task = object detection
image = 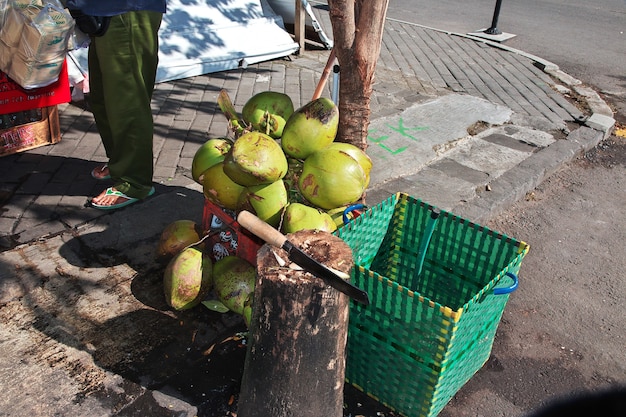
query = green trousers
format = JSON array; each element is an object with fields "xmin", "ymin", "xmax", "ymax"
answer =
[{"xmin": 88, "ymin": 11, "xmax": 162, "ymax": 199}]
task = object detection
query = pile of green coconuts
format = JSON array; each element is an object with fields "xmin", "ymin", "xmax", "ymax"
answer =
[{"xmin": 157, "ymin": 91, "xmax": 372, "ymax": 327}]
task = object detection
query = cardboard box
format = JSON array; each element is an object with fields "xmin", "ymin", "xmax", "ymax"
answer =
[
  {"xmin": 10, "ymin": 50, "xmax": 66, "ymax": 88},
  {"xmin": 0, "ymin": 40, "xmax": 11, "ymax": 72},
  {"xmin": 0, "ymin": 5, "xmax": 26, "ymax": 47},
  {"xmin": 0, "ymin": 105, "xmax": 61, "ymax": 156},
  {"xmin": 22, "ymin": 18, "xmax": 72, "ymax": 58},
  {"xmin": 1, "ymin": 3, "xmax": 42, "ymax": 46}
]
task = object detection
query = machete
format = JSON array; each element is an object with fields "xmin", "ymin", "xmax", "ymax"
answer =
[{"xmin": 237, "ymin": 210, "xmax": 370, "ymax": 305}]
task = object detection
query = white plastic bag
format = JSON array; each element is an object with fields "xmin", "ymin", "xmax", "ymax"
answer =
[{"xmin": 0, "ymin": 0, "xmax": 74, "ymax": 89}]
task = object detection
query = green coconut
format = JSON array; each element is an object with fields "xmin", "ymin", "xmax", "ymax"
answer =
[
  {"xmin": 203, "ymin": 161, "xmax": 246, "ymax": 210},
  {"xmin": 298, "ymin": 147, "xmax": 367, "ymax": 210},
  {"xmin": 281, "ymin": 202, "xmax": 337, "ymax": 234},
  {"xmin": 242, "ymin": 293, "xmax": 254, "ymax": 328},
  {"xmin": 242, "ymin": 91, "xmax": 294, "ymax": 138},
  {"xmin": 236, "ymin": 180, "xmax": 289, "ymax": 228},
  {"xmin": 213, "ymin": 256, "xmax": 256, "ymax": 316},
  {"xmin": 281, "ymin": 97, "xmax": 339, "ymax": 159},
  {"xmin": 223, "ymin": 131, "xmax": 288, "ymax": 187},
  {"xmin": 325, "ymin": 142, "xmax": 373, "ymax": 188},
  {"xmin": 156, "ymin": 219, "xmax": 204, "ymax": 261},
  {"xmin": 191, "ymin": 138, "xmax": 232, "ymax": 184},
  {"xmin": 163, "ymin": 247, "xmax": 213, "ymax": 310},
  {"xmin": 327, "ymin": 206, "xmax": 349, "ymax": 228}
]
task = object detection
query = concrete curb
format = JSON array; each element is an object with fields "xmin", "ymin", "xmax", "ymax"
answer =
[{"xmin": 453, "ymin": 126, "xmax": 606, "ymax": 222}]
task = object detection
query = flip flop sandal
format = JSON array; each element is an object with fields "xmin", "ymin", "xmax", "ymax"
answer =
[
  {"xmin": 91, "ymin": 164, "xmax": 111, "ymax": 180},
  {"xmin": 90, "ymin": 186, "xmax": 155, "ymax": 210}
]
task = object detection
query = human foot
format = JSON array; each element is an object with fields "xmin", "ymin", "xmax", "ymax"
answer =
[
  {"xmin": 90, "ymin": 187, "xmax": 155, "ymax": 210},
  {"xmin": 91, "ymin": 164, "xmax": 111, "ymax": 180}
]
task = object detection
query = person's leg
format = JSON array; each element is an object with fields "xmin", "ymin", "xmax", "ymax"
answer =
[
  {"xmin": 90, "ymin": 11, "xmax": 161, "ymax": 206},
  {"xmin": 87, "ymin": 29, "xmax": 112, "ymax": 180}
]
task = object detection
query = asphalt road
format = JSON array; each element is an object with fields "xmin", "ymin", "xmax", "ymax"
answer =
[
  {"xmin": 437, "ymin": 133, "xmax": 626, "ymax": 417},
  {"xmin": 386, "ymin": 0, "xmax": 626, "ymax": 122}
]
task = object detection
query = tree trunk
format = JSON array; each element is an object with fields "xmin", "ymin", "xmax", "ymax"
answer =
[
  {"xmin": 327, "ymin": 0, "xmax": 390, "ymax": 150},
  {"xmin": 237, "ymin": 230, "xmax": 353, "ymax": 417}
]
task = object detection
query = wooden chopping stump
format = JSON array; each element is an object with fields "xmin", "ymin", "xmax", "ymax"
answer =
[{"xmin": 237, "ymin": 229, "xmax": 353, "ymax": 417}]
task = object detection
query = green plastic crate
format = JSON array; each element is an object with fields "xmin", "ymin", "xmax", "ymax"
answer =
[{"xmin": 336, "ymin": 193, "xmax": 529, "ymax": 417}]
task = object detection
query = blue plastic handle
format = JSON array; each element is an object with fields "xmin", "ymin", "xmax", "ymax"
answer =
[
  {"xmin": 343, "ymin": 204, "xmax": 366, "ymax": 224},
  {"xmin": 493, "ymin": 272, "xmax": 518, "ymax": 295}
]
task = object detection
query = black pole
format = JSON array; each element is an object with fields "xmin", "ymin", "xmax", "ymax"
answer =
[{"xmin": 484, "ymin": 0, "xmax": 503, "ymax": 35}]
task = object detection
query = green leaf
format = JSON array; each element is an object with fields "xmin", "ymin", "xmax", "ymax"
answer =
[{"xmin": 202, "ymin": 300, "xmax": 230, "ymax": 313}]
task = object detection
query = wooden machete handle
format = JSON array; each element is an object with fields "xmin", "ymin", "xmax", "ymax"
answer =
[
  {"xmin": 237, "ymin": 210, "xmax": 287, "ymax": 249},
  {"xmin": 237, "ymin": 210, "xmax": 351, "ymax": 280}
]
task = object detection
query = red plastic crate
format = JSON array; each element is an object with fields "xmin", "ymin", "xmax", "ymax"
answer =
[{"xmin": 201, "ymin": 198, "xmax": 263, "ymax": 266}]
